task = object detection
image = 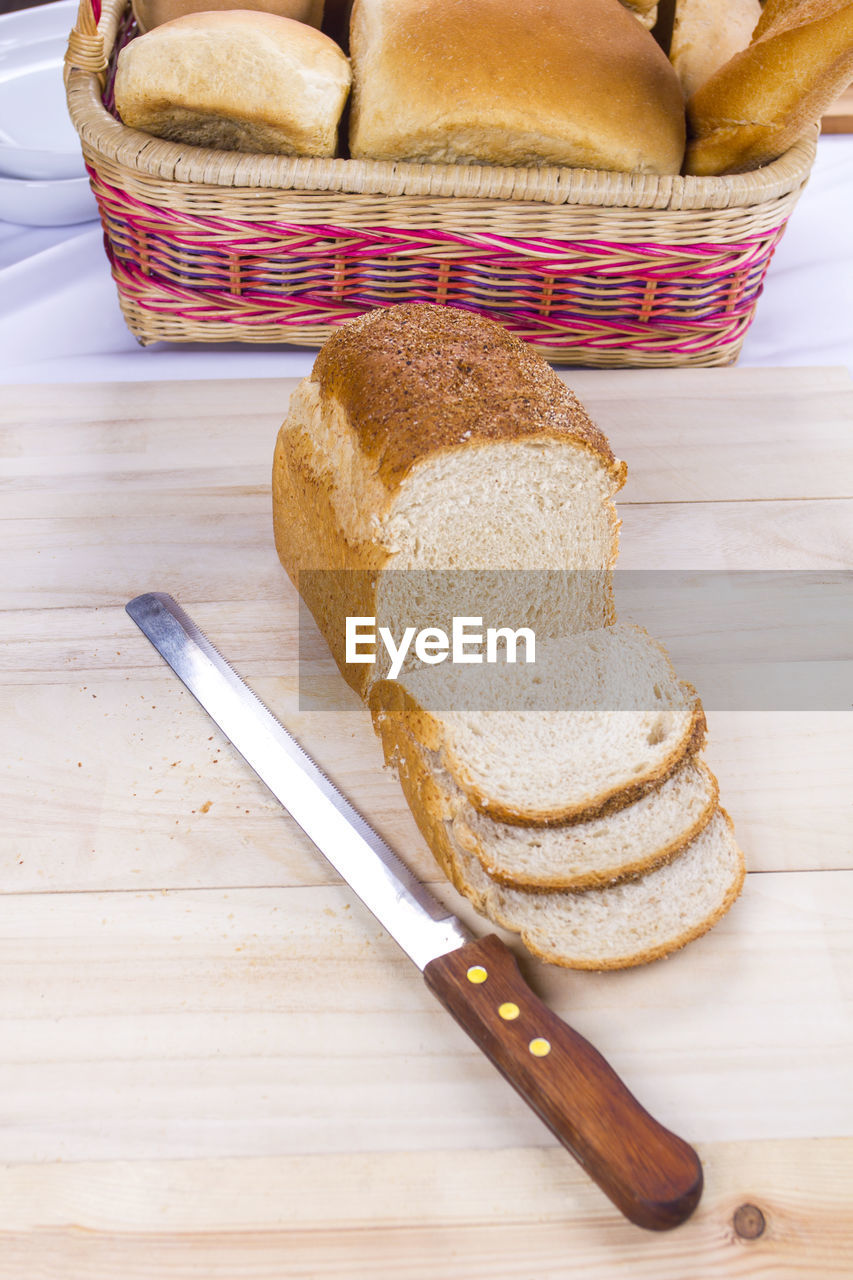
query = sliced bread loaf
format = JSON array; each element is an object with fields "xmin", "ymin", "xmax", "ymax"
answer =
[
  {"xmin": 386, "ymin": 723, "xmax": 718, "ymax": 889},
  {"xmin": 272, "ymin": 304, "xmax": 626, "ymax": 699},
  {"xmin": 386, "ymin": 719, "xmax": 743, "ymax": 967},
  {"xmin": 369, "ymin": 623, "xmax": 707, "ymax": 826},
  {"xmin": 458, "ymin": 810, "xmax": 745, "ymax": 969}
]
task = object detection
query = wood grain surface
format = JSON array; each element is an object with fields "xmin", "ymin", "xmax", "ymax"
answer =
[
  {"xmin": 1, "ymin": 367, "xmax": 852, "ymax": 1277},
  {"xmin": 822, "ymin": 84, "xmax": 853, "ymax": 135}
]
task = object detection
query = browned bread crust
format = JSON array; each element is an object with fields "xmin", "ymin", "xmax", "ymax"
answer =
[
  {"xmin": 309, "ymin": 305, "xmax": 626, "ymax": 491},
  {"xmin": 272, "ymin": 306, "xmax": 626, "ymax": 700},
  {"xmin": 131, "ymin": 0, "xmax": 324, "ymax": 35}
]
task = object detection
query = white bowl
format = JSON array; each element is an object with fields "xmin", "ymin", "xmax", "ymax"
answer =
[
  {"xmin": 0, "ymin": 1, "xmax": 87, "ymax": 181},
  {"xmin": 0, "ymin": 171, "xmax": 97, "ymax": 225}
]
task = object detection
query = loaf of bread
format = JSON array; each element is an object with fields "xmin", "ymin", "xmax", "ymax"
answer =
[
  {"xmin": 368, "ymin": 624, "xmax": 707, "ymax": 826},
  {"xmin": 685, "ymin": 0, "xmax": 853, "ymax": 174},
  {"xmin": 131, "ymin": 0, "xmax": 324, "ymax": 35},
  {"xmin": 387, "ymin": 717, "xmax": 744, "ymax": 969},
  {"xmin": 347, "ymin": 0, "xmax": 686, "ymax": 172},
  {"xmin": 669, "ymin": 0, "xmax": 762, "ymax": 98},
  {"xmin": 272, "ymin": 304, "xmax": 746, "ymax": 969},
  {"xmin": 272, "ymin": 305, "xmax": 626, "ymax": 700},
  {"xmin": 114, "ymin": 11, "xmax": 351, "ymax": 156}
]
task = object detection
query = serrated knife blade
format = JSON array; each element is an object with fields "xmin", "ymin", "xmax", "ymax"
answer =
[
  {"xmin": 126, "ymin": 590, "xmax": 704, "ymax": 1231},
  {"xmin": 126, "ymin": 591, "xmax": 472, "ymax": 969}
]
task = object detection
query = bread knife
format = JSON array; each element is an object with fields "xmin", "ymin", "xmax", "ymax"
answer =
[{"xmin": 126, "ymin": 591, "xmax": 703, "ymax": 1231}]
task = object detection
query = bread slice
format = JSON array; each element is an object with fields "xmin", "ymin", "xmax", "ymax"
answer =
[
  {"xmin": 453, "ymin": 756, "xmax": 718, "ymax": 890},
  {"xmin": 114, "ymin": 11, "xmax": 351, "ymax": 156},
  {"xmin": 369, "ymin": 623, "xmax": 707, "ymax": 826},
  {"xmin": 387, "ymin": 722, "xmax": 743, "ymax": 968},
  {"xmin": 458, "ymin": 810, "xmax": 745, "ymax": 969},
  {"xmin": 273, "ymin": 305, "xmax": 626, "ymax": 699},
  {"xmin": 390, "ymin": 725, "xmax": 718, "ymax": 890}
]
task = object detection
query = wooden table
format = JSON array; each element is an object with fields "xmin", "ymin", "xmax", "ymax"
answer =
[{"xmin": 1, "ymin": 368, "xmax": 852, "ymax": 1278}]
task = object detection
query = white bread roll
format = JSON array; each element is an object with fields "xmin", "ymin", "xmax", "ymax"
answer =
[
  {"xmin": 348, "ymin": 0, "xmax": 686, "ymax": 173},
  {"xmin": 131, "ymin": 0, "xmax": 324, "ymax": 35},
  {"xmin": 669, "ymin": 0, "xmax": 762, "ymax": 98},
  {"xmin": 114, "ymin": 11, "xmax": 351, "ymax": 156}
]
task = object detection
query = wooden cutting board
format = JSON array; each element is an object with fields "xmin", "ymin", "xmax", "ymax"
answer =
[{"xmin": 1, "ymin": 367, "xmax": 852, "ymax": 1279}]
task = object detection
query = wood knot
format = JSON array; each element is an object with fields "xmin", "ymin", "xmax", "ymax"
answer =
[{"xmin": 733, "ymin": 1203, "xmax": 766, "ymax": 1240}]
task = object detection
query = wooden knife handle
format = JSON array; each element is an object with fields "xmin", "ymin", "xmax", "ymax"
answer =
[{"xmin": 423, "ymin": 934, "xmax": 702, "ymax": 1231}]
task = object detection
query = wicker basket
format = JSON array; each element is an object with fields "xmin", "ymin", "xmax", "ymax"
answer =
[{"xmin": 65, "ymin": 0, "xmax": 817, "ymax": 367}]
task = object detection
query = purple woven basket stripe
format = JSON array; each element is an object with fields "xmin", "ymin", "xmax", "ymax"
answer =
[
  {"xmin": 90, "ymin": 170, "xmax": 782, "ymax": 281},
  {"xmin": 107, "ymin": 255, "xmax": 759, "ymax": 355},
  {"xmin": 87, "ymin": 165, "xmax": 788, "ymax": 359}
]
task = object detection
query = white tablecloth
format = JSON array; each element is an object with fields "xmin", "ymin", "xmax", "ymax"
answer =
[{"xmin": 2, "ymin": 135, "xmax": 852, "ymax": 384}]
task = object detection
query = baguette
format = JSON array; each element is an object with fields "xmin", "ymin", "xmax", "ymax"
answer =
[
  {"xmin": 669, "ymin": 0, "xmax": 762, "ymax": 98},
  {"xmin": 685, "ymin": 0, "xmax": 853, "ymax": 174}
]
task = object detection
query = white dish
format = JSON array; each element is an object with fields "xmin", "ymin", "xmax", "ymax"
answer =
[
  {"xmin": 0, "ymin": 1, "xmax": 87, "ymax": 181},
  {"xmin": 0, "ymin": 171, "xmax": 98, "ymax": 225},
  {"xmin": 0, "ymin": 0, "xmax": 79, "ymax": 48}
]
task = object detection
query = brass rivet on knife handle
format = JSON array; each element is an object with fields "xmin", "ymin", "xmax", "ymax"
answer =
[{"xmin": 423, "ymin": 934, "xmax": 703, "ymax": 1231}]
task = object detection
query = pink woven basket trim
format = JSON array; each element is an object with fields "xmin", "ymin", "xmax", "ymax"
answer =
[
  {"xmin": 85, "ymin": 166, "xmax": 790, "ymax": 358},
  {"xmin": 89, "ymin": 169, "xmax": 786, "ymax": 284}
]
